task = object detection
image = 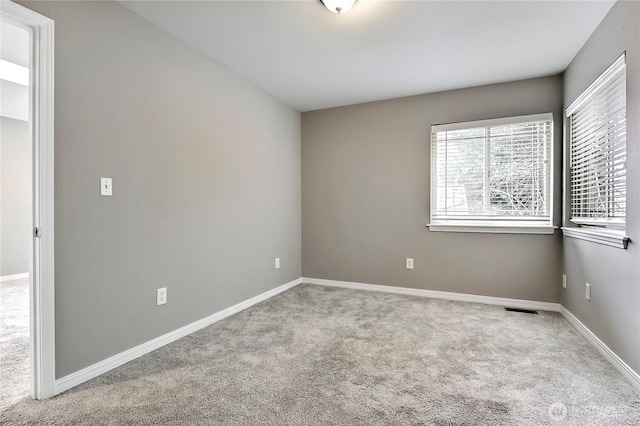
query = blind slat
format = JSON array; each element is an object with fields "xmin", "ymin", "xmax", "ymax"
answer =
[
  {"xmin": 431, "ymin": 114, "xmax": 552, "ymax": 221},
  {"xmin": 568, "ymin": 53, "xmax": 626, "ymax": 225}
]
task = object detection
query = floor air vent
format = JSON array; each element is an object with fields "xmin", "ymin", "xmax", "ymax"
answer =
[{"xmin": 504, "ymin": 307, "xmax": 538, "ymax": 315}]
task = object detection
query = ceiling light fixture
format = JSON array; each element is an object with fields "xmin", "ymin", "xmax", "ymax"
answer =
[{"xmin": 321, "ymin": 0, "xmax": 356, "ymax": 14}]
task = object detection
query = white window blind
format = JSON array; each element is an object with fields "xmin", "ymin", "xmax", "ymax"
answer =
[
  {"xmin": 430, "ymin": 113, "xmax": 553, "ymax": 227},
  {"xmin": 566, "ymin": 53, "xmax": 626, "ymax": 228}
]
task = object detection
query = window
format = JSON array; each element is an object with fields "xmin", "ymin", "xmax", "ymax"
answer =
[
  {"xmin": 563, "ymin": 53, "xmax": 628, "ymax": 248},
  {"xmin": 429, "ymin": 113, "xmax": 554, "ymax": 234}
]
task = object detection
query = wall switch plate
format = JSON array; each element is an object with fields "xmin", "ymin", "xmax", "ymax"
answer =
[
  {"xmin": 157, "ymin": 287, "xmax": 167, "ymax": 306},
  {"xmin": 562, "ymin": 274, "xmax": 567, "ymax": 289},
  {"xmin": 406, "ymin": 258, "xmax": 414, "ymax": 270},
  {"xmin": 100, "ymin": 177, "xmax": 112, "ymax": 196},
  {"xmin": 585, "ymin": 283, "xmax": 591, "ymax": 301},
  {"xmin": 275, "ymin": 258, "xmax": 280, "ymax": 269}
]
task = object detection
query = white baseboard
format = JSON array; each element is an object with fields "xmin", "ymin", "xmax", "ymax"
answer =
[
  {"xmin": 52, "ymin": 276, "xmax": 640, "ymax": 397},
  {"xmin": 560, "ymin": 307, "xmax": 640, "ymax": 391},
  {"xmin": 302, "ymin": 277, "xmax": 561, "ymax": 312},
  {"xmin": 54, "ymin": 277, "xmax": 302, "ymax": 395},
  {"xmin": 0, "ymin": 272, "xmax": 29, "ymax": 283}
]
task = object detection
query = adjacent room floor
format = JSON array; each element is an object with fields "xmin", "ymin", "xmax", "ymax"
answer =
[
  {"xmin": 1, "ymin": 284, "xmax": 639, "ymax": 425},
  {"xmin": 0, "ymin": 277, "xmax": 30, "ymax": 411}
]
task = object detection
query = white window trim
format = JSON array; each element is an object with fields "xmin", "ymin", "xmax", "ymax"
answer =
[
  {"xmin": 562, "ymin": 53, "xmax": 628, "ymax": 249},
  {"xmin": 428, "ymin": 222, "xmax": 556, "ymax": 235},
  {"xmin": 561, "ymin": 227, "xmax": 629, "ymax": 249},
  {"xmin": 431, "ymin": 113, "xmax": 553, "ymax": 133},
  {"xmin": 565, "ymin": 54, "xmax": 625, "ymax": 116},
  {"xmin": 428, "ymin": 113, "xmax": 555, "ymax": 234}
]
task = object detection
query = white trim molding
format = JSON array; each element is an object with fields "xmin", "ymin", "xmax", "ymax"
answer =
[
  {"xmin": 427, "ymin": 223, "xmax": 557, "ymax": 235},
  {"xmin": 565, "ymin": 53, "xmax": 626, "ymax": 116},
  {"xmin": 1, "ymin": 0, "xmax": 56, "ymax": 400},
  {"xmin": 55, "ymin": 278, "xmax": 302, "ymax": 395},
  {"xmin": 431, "ymin": 112, "xmax": 554, "ymax": 133},
  {"xmin": 562, "ymin": 227, "xmax": 630, "ymax": 249},
  {"xmin": 560, "ymin": 307, "xmax": 640, "ymax": 391},
  {"xmin": 0, "ymin": 272, "xmax": 29, "ymax": 283},
  {"xmin": 302, "ymin": 277, "xmax": 561, "ymax": 312},
  {"xmin": 52, "ymin": 276, "xmax": 640, "ymax": 397}
]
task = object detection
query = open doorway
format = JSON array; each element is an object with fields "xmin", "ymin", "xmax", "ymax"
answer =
[
  {"xmin": 0, "ymin": 1, "xmax": 55, "ymax": 404},
  {"xmin": 0, "ymin": 18, "xmax": 32, "ymax": 410}
]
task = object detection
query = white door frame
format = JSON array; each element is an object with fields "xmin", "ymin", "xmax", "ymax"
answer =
[{"xmin": 1, "ymin": 1, "xmax": 55, "ymax": 399}]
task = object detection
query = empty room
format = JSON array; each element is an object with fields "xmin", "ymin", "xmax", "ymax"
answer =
[{"xmin": 0, "ymin": 0, "xmax": 638, "ymax": 424}]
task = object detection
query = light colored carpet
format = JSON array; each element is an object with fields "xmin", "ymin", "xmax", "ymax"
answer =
[
  {"xmin": 1, "ymin": 284, "xmax": 639, "ymax": 425},
  {"xmin": 0, "ymin": 278, "xmax": 30, "ymax": 412}
]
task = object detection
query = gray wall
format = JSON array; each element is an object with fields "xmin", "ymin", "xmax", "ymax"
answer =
[
  {"xmin": 302, "ymin": 76, "xmax": 563, "ymax": 302},
  {"xmin": 0, "ymin": 117, "xmax": 31, "ymax": 276},
  {"xmin": 20, "ymin": 1, "xmax": 301, "ymax": 378},
  {"xmin": 562, "ymin": 1, "xmax": 640, "ymax": 374},
  {"xmin": 18, "ymin": 0, "xmax": 636, "ymax": 383}
]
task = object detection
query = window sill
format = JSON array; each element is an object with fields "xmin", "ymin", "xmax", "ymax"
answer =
[
  {"xmin": 561, "ymin": 227, "xmax": 630, "ymax": 249},
  {"xmin": 427, "ymin": 222, "xmax": 556, "ymax": 235}
]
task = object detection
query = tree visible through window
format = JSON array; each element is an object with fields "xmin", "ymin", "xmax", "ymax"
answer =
[{"xmin": 430, "ymin": 113, "xmax": 553, "ymax": 229}]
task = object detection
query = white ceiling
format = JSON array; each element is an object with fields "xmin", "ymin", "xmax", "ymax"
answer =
[{"xmin": 120, "ymin": 0, "xmax": 615, "ymax": 112}]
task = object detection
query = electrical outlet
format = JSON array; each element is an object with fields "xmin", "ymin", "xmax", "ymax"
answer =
[
  {"xmin": 275, "ymin": 258, "xmax": 280, "ymax": 269},
  {"xmin": 585, "ymin": 283, "xmax": 591, "ymax": 301},
  {"xmin": 562, "ymin": 274, "xmax": 567, "ymax": 289},
  {"xmin": 157, "ymin": 287, "xmax": 167, "ymax": 306},
  {"xmin": 406, "ymin": 258, "xmax": 414, "ymax": 270}
]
